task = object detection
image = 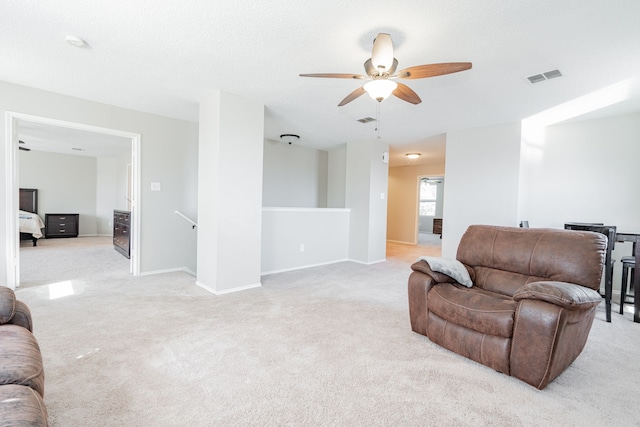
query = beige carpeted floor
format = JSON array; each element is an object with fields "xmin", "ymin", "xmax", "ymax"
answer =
[{"xmin": 15, "ymin": 235, "xmax": 640, "ymax": 426}]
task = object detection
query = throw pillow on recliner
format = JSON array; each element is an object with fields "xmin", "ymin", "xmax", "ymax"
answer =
[{"xmin": 416, "ymin": 256, "xmax": 473, "ymax": 287}]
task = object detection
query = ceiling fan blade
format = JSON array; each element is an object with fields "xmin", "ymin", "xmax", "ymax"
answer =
[
  {"xmin": 19, "ymin": 147, "xmax": 31, "ymax": 151},
  {"xmin": 338, "ymin": 87, "xmax": 366, "ymax": 107},
  {"xmin": 299, "ymin": 73, "xmax": 365, "ymax": 80},
  {"xmin": 392, "ymin": 83, "xmax": 422, "ymax": 105},
  {"xmin": 371, "ymin": 33, "xmax": 394, "ymax": 72},
  {"xmin": 396, "ymin": 62, "xmax": 472, "ymax": 79}
]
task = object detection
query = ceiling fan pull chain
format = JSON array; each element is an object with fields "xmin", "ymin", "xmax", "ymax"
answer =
[{"xmin": 376, "ymin": 102, "xmax": 381, "ymax": 139}]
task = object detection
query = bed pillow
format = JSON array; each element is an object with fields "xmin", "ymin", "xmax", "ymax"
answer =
[{"xmin": 416, "ymin": 256, "xmax": 473, "ymax": 287}]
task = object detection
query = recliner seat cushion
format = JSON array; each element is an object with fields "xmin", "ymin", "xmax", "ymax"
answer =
[{"xmin": 428, "ymin": 283, "xmax": 517, "ymax": 338}]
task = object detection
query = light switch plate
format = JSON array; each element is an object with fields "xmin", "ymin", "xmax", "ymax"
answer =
[{"xmin": 151, "ymin": 182, "xmax": 161, "ymax": 191}]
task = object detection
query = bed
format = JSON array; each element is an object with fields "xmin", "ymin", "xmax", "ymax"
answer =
[{"xmin": 19, "ymin": 188, "xmax": 44, "ymax": 246}]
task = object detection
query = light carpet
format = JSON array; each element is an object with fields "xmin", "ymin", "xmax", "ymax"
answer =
[{"xmin": 15, "ymin": 237, "xmax": 640, "ymax": 426}]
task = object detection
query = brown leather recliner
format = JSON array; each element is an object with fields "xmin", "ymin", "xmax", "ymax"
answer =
[{"xmin": 408, "ymin": 225, "xmax": 607, "ymax": 389}]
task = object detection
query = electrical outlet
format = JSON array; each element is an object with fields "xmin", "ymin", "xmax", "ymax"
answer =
[{"xmin": 300, "ymin": 244, "xmax": 305, "ymax": 252}]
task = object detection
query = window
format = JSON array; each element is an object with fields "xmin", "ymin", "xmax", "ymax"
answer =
[{"xmin": 419, "ymin": 179, "xmax": 438, "ymax": 216}]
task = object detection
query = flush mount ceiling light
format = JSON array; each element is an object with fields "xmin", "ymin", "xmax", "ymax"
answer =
[
  {"xmin": 280, "ymin": 134, "xmax": 300, "ymax": 145},
  {"xmin": 65, "ymin": 35, "xmax": 90, "ymax": 48},
  {"xmin": 406, "ymin": 153, "xmax": 421, "ymax": 159}
]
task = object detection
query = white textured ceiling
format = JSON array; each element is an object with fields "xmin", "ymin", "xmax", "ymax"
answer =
[{"xmin": 3, "ymin": 1, "xmax": 640, "ymax": 166}]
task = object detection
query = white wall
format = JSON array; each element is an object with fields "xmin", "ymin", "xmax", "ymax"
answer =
[
  {"xmin": 261, "ymin": 208, "xmax": 350, "ymax": 274},
  {"xmin": 197, "ymin": 91, "xmax": 263, "ymax": 294},
  {"xmin": 96, "ymin": 157, "xmax": 117, "ymax": 235},
  {"xmin": 96, "ymin": 151, "xmax": 131, "ymax": 236},
  {"xmin": 519, "ymin": 111, "xmax": 640, "ymax": 292},
  {"xmin": 327, "ymin": 146, "xmax": 347, "ymax": 208},
  {"xmin": 1, "ymin": 80, "xmax": 199, "ymax": 280},
  {"xmin": 519, "ymin": 112, "xmax": 640, "ymax": 230},
  {"xmin": 262, "ymin": 138, "xmax": 328, "ymax": 207},
  {"xmin": 387, "ymin": 163, "xmax": 445, "ymax": 244},
  {"xmin": 345, "ymin": 139, "xmax": 389, "ymax": 264},
  {"xmin": 19, "ymin": 150, "xmax": 98, "ymax": 236},
  {"xmin": 442, "ymin": 122, "xmax": 522, "ymax": 258}
]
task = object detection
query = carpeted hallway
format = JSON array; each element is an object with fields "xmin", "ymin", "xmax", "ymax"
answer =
[{"xmin": 15, "ymin": 236, "xmax": 640, "ymax": 426}]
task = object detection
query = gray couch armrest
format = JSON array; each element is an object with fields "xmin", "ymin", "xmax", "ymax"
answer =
[{"xmin": 513, "ymin": 281, "xmax": 601, "ymax": 311}]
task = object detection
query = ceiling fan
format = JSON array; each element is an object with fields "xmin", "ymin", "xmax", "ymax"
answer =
[
  {"xmin": 300, "ymin": 33, "xmax": 472, "ymax": 106},
  {"xmin": 18, "ymin": 140, "xmax": 31, "ymax": 151}
]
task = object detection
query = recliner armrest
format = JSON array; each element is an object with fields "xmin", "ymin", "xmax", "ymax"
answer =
[
  {"xmin": 513, "ymin": 281, "xmax": 601, "ymax": 311},
  {"xmin": 8, "ymin": 300, "xmax": 33, "ymax": 332}
]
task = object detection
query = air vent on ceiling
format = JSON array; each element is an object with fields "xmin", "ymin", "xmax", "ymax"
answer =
[
  {"xmin": 527, "ymin": 69, "xmax": 563, "ymax": 84},
  {"xmin": 357, "ymin": 117, "xmax": 376, "ymax": 124},
  {"xmin": 543, "ymin": 69, "xmax": 563, "ymax": 80}
]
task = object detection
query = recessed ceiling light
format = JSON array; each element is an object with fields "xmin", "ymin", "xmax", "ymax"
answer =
[
  {"xmin": 65, "ymin": 35, "xmax": 90, "ymax": 48},
  {"xmin": 406, "ymin": 153, "xmax": 421, "ymax": 159}
]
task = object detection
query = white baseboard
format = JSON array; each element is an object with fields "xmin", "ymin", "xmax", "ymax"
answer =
[
  {"xmin": 261, "ymin": 258, "xmax": 350, "ymax": 276},
  {"xmin": 386, "ymin": 239, "xmax": 417, "ymax": 245},
  {"xmin": 348, "ymin": 258, "xmax": 386, "ymax": 266},
  {"xmin": 140, "ymin": 267, "xmax": 193, "ymax": 276},
  {"xmin": 195, "ymin": 281, "xmax": 262, "ymax": 295},
  {"xmin": 181, "ymin": 267, "xmax": 196, "ymax": 277}
]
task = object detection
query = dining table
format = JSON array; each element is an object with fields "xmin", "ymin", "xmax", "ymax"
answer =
[{"xmin": 616, "ymin": 232, "xmax": 640, "ymax": 323}]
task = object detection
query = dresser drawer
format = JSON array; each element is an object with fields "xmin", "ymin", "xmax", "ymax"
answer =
[{"xmin": 45, "ymin": 214, "xmax": 79, "ymax": 238}]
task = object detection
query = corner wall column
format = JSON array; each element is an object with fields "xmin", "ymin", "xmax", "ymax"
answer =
[
  {"xmin": 345, "ymin": 139, "xmax": 389, "ymax": 264},
  {"xmin": 197, "ymin": 91, "xmax": 264, "ymax": 294}
]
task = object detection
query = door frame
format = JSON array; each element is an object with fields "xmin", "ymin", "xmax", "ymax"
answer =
[{"xmin": 4, "ymin": 111, "xmax": 141, "ymax": 289}]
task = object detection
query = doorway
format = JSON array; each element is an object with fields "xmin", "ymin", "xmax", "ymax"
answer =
[
  {"xmin": 417, "ymin": 176, "xmax": 444, "ymax": 244},
  {"xmin": 4, "ymin": 112, "xmax": 141, "ymax": 289}
]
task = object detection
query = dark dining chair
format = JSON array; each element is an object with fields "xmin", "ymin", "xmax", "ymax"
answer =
[
  {"xmin": 564, "ymin": 223, "xmax": 616, "ymax": 322},
  {"xmin": 619, "ymin": 240, "xmax": 636, "ymax": 314}
]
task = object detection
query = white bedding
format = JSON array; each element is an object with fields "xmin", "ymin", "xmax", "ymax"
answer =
[{"xmin": 19, "ymin": 210, "xmax": 45, "ymax": 239}]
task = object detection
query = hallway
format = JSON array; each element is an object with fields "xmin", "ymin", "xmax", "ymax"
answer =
[{"xmin": 386, "ymin": 232, "xmax": 441, "ymax": 264}]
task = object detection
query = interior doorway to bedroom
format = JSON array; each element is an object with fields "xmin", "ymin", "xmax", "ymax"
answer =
[
  {"xmin": 5, "ymin": 112, "xmax": 141, "ymax": 289},
  {"xmin": 417, "ymin": 175, "xmax": 444, "ymax": 243}
]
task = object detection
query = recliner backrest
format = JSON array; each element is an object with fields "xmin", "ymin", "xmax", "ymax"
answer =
[{"xmin": 457, "ymin": 225, "xmax": 606, "ymax": 296}]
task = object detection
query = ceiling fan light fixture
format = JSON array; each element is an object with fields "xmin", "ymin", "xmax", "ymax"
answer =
[
  {"xmin": 371, "ymin": 33, "xmax": 394, "ymax": 71},
  {"xmin": 406, "ymin": 153, "xmax": 421, "ymax": 159},
  {"xmin": 364, "ymin": 79, "xmax": 398, "ymax": 102}
]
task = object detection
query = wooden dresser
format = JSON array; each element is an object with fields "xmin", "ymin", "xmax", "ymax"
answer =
[
  {"xmin": 45, "ymin": 214, "xmax": 79, "ymax": 238},
  {"xmin": 433, "ymin": 218, "xmax": 443, "ymax": 235},
  {"xmin": 113, "ymin": 210, "xmax": 131, "ymax": 259}
]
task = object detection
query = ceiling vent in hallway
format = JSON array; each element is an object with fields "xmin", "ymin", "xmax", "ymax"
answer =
[
  {"xmin": 527, "ymin": 69, "xmax": 563, "ymax": 84},
  {"xmin": 357, "ymin": 117, "xmax": 376, "ymax": 124}
]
